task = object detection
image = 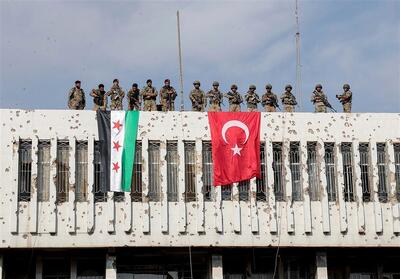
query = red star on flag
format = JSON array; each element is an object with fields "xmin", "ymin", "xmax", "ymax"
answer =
[
  {"xmin": 112, "ymin": 162, "xmax": 120, "ymax": 172},
  {"xmin": 113, "ymin": 141, "xmax": 122, "ymax": 152},
  {"xmin": 112, "ymin": 120, "xmax": 123, "ymax": 131}
]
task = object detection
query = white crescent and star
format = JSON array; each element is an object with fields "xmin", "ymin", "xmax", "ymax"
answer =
[{"xmin": 221, "ymin": 120, "xmax": 250, "ymax": 156}]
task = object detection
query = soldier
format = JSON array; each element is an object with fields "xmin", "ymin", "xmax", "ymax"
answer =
[
  {"xmin": 189, "ymin": 80, "xmax": 206, "ymax": 112},
  {"xmin": 224, "ymin": 84, "xmax": 243, "ymax": 112},
  {"xmin": 261, "ymin": 84, "xmax": 279, "ymax": 112},
  {"xmin": 127, "ymin": 83, "xmax": 141, "ymax": 111},
  {"xmin": 141, "ymin": 79, "xmax": 158, "ymax": 111},
  {"xmin": 159, "ymin": 79, "xmax": 177, "ymax": 111},
  {"xmin": 311, "ymin": 84, "xmax": 327, "ymax": 113},
  {"xmin": 68, "ymin": 80, "xmax": 86, "ymax": 110},
  {"xmin": 206, "ymin": 81, "xmax": 223, "ymax": 112},
  {"xmin": 107, "ymin": 79, "xmax": 125, "ymax": 110},
  {"xmin": 90, "ymin": 83, "xmax": 107, "ymax": 111},
  {"xmin": 244, "ymin": 85, "xmax": 261, "ymax": 112},
  {"xmin": 336, "ymin": 83, "xmax": 352, "ymax": 113},
  {"xmin": 281, "ymin": 84, "xmax": 297, "ymax": 112}
]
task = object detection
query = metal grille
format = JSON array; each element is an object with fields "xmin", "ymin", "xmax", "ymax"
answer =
[
  {"xmin": 359, "ymin": 143, "xmax": 371, "ymax": 202},
  {"xmin": 18, "ymin": 139, "xmax": 32, "ymax": 202},
  {"xmin": 394, "ymin": 143, "xmax": 400, "ymax": 201},
  {"xmin": 167, "ymin": 141, "xmax": 178, "ymax": 202},
  {"xmin": 93, "ymin": 141, "xmax": 106, "ymax": 202},
  {"xmin": 75, "ymin": 141, "xmax": 88, "ymax": 202},
  {"xmin": 238, "ymin": 180, "xmax": 249, "ymax": 201},
  {"xmin": 324, "ymin": 143, "xmax": 337, "ymax": 201},
  {"xmin": 131, "ymin": 141, "xmax": 142, "ymax": 202},
  {"xmin": 256, "ymin": 142, "xmax": 267, "ymax": 201},
  {"xmin": 184, "ymin": 141, "xmax": 196, "ymax": 202},
  {"xmin": 377, "ymin": 143, "xmax": 388, "ymax": 202},
  {"xmin": 290, "ymin": 142, "xmax": 302, "ymax": 201},
  {"xmin": 202, "ymin": 141, "xmax": 213, "ymax": 201},
  {"xmin": 272, "ymin": 142, "xmax": 284, "ymax": 201},
  {"xmin": 307, "ymin": 142, "xmax": 320, "ymax": 201},
  {"xmin": 341, "ymin": 143, "xmax": 354, "ymax": 202},
  {"xmin": 37, "ymin": 140, "xmax": 51, "ymax": 202},
  {"xmin": 56, "ymin": 140, "xmax": 69, "ymax": 203},
  {"xmin": 221, "ymin": 185, "xmax": 232, "ymax": 200},
  {"xmin": 148, "ymin": 141, "xmax": 161, "ymax": 201}
]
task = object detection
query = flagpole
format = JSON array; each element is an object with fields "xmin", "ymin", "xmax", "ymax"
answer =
[{"xmin": 177, "ymin": 10, "xmax": 184, "ymax": 112}]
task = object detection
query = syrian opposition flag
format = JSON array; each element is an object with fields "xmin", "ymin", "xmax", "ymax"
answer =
[
  {"xmin": 208, "ymin": 112, "xmax": 261, "ymax": 186},
  {"xmin": 97, "ymin": 110, "xmax": 139, "ymax": 192}
]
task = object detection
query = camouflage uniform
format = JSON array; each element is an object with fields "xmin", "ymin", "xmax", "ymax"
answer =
[
  {"xmin": 160, "ymin": 85, "xmax": 177, "ymax": 111},
  {"xmin": 244, "ymin": 85, "xmax": 260, "ymax": 112},
  {"xmin": 281, "ymin": 85, "xmax": 297, "ymax": 112},
  {"xmin": 127, "ymin": 88, "xmax": 141, "ymax": 111},
  {"xmin": 206, "ymin": 91, "xmax": 223, "ymax": 112},
  {"xmin": 90, "ymin": 88, "xmax": 107, "ymax": 111},
  {"xmin": 190, "ymin": 89, "xmax": 206, "ymax": 112},
  {"xmin": 261, "ymin": 84, "xmax": 278, "ymax": 112},
  {"xmin": 68, "ymin": 86, "xmax": 86, "ymax": 110},
  {"xmin": 337, "ymin": 84, "xmax": 352, "ymax": 113},
  {"xmin": 107, "ymin": 84, "xmax": 125, "ymax": 110},
  {"xmin": 224, "ymin": 85, "xmax": 243, "ymax": 112},
  {"xmin": 141, "ymin": 85, "xmax": 158, "ymax": 111}
]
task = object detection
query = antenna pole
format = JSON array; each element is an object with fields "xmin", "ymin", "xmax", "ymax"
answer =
[
  {"xmin": 177, "ymin": 11, "xmax": 184, "ymax": 111},
  {"xmin": 295, "ymin": 0, "xmax": 302, "ymax": 111}
]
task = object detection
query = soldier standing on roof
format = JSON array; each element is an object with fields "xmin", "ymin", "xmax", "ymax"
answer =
[
  {"xmin": 311, "ymin": 84, "xmax": 327, "ymax": 113},
  {"xmin": 90, "ymin": 83, "xmax": 107, "ymax": 111},
  {"xmin": 189, "ymin": 80, "xmax": 206, "ymax": 112},
  {"xmin": 281, "ymin": 84, "xmax": 297, "ymax": 112},
  {"xmin": 206, "ymin": 81, "xmax": 223, "ymax": 112},
  {"xmin": 141, "ymin": 79, "xmax": 158, "ymax": 111},
  {"xmin": 159, "ymin": 79, "xmax": 177, "ymax": 111},
  {"xmin": 244, "ymin": 85, "xmax": 260, "ymax": 112},
  {"xmin": 224, "ymin": 84, "xmax": 243, "ymax": 112},
  {"xmin": 336, "ymin": 84, "xmax": 352, "ymax": 113},
  {"xmin": 68, "ymin": 80, "xmax": 86, "ymax": 110},
  {"xmin": 127, "ymin": 83, "xmax": 141, "ymax": 111},
  {"xmin": 107, "ymin": 79, "xmax": 125, "ymax": 110},
  {"xmin": 261, "ymin": 84, "xmax": 279, "ymax": 112}
]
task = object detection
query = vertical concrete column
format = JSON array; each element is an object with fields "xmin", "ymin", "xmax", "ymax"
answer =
[
  {"xmin": 86, "ymin": 137, "xmax": 95, "ymax": 233},
  {"xmin": 105, "ymin": 253, "xmax": 117, "ymax": 279},
  {"xmin": 211, "ymin": 255, "xmax": 223, "ymax": 279},
  {"xmin": 35, "ymin": 256, "xmax": 43, "ymax": 279},
  {"xmin": 0, "ymin": 254, "xmax": 3, "ymax": 279},
  {"xmin": 29, "ymin": 137, "xmax": 39, "ymax": 233},
  {"xmin": 315, "ymin": 252, "xmax": 328, "ymax": 279},
  {"xmin": 70, "ymin": 257, "xmax": 77, "ymax": 279}
]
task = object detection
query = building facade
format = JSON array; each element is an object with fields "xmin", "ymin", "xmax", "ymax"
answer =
[{"xmin": 0, "ymin": 109, "xmax": 399, "ymax": 279}]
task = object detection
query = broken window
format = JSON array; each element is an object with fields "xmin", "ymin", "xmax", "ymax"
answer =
[
  {"xmin": 307, "ymin": 142, "xmax": 320, "ymax": 201},
  {"xmin": 395, "ymin": 143, "xmax": 400, "ymax": 201},
  {"xmin": 290, "ymin": 142, "xmax": 302, "ymax": 201},
  {"xmin": 341, "ymin": 143, "xmax": 354, "ymax": 202},
  {"xmin": 131, "ymin": 141, "xmax": 142, "ymax": 202},
  {"xmin": 272, "ymin": 142, "xmax": 284, "ymax": 201},
  {"xmin": 56, "ymin": 140, "xmax": 69, "ymax": 203},
  {"xmin": 148, "ymin": 141, "xmax": 161, "ymax": 201},
  {"xmin": 93, "ymin": 140, "xmax": 107, "ymax": 202},
  {"xmin": 202, "ymin": 141, "xmax": 213, "ymax": 201},
  {"xmin": 359, "ymin": 143, "xmax": 371, "ymax": 202},
  {"xmin": 37, "ymin": 140, "xmax": 50, "ymax": 202},
  {"xmin": 18, "ymin": 139, "xmax": 32, "ymax": 202},
  {"xmin": 184, "ymin": 141, "xmax": 196, "ymax": 202},
  {"xmin": 324, "ymin": 143, "xmax": 337, "ymax": 202},
  {"xmin": 166, "ymin": 141, "xmax": 178, "ymax": 202},
  {"xmin": 256, "ymin": 142, "xmax": 267, "ymax": 201},
  {"xmin": 377, "ymin": 143, "xmax": 388, "ymax": 202},
  {"xmin": 75, "ymin": 140, "xmax": 88, "ymax": 202}
]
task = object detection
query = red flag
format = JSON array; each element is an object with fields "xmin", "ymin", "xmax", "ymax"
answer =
[{"xmin": 208, "ymin": 112, "xmax": 261, "ymax": 186}]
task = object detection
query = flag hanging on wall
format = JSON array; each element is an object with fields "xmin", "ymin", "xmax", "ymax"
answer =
[
  {"xmin": 97, "ymin": 110, "xmax": 139, "ymax": 192},
  {"xmin": 208, "ymin": 112, "xmax": 261, "ymax": 186}
]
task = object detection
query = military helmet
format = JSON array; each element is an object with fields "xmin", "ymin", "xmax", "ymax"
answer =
[
  {"xmin": 285, "ymin": 84, "xmax": 292, "ymax": 89},
  {"xmin": 75, "ymin": 80, "xmax": 81, "ymax": 84},
  {"xmin": 265, "ymin": 83, "xmax": 272, "ymax": 89},
  {"xmin": 193, "ymin": 80, "xmax": 201, "ymax": 85},
  {"xmin": 212, "ymin": 81, "xmax": 219, "ymax": 86},
  {"xmin": 132, "ymin": 83, "xmax": 138, "ymax": 88},
  {"xmin": 249, "ymin": 84, "xmax": 256, "ymax": 89},
  {"xmin": 113, "ymin": 78, "xmax": 119, "ymax": 83},
  {"xmin": 231, "ymin": 84, "xmax": 238, "ymax": 89},
  {"xmin": 164, "ymin": 79, "xmax": 170, "ymax": 83},
  {"xmin": 315, "ymin": 84, "xmax": 323, "ymax": 89},
  {"xmin": 146, "ymin": 79, "xmax": 152, "ymax": 83},
  {"xmin": 98, "ymin": 84, "xmax": 104, "ymax": 88},
  {"xmin": 343, "ymin": 83, "xmax": 350, "ymax": 89}
]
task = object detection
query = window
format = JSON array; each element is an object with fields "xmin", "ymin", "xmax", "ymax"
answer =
[
  {"xmin": 75, "ymin": 141, "xmax": 88, "ymax": 202},
  {"xmin": 359, "ymin": 143, "xmax": 371, "ymax": 202},
  {"xmin": 324, "ymin": 143, "xmax": 337, "ymax": 202},
  {"xmin": 131, "ymin": 141, "xmax": 142, "ymax": 202},
  {"xmin": 93, "ymin": 141, "xmax": 106, "ymax": 202},
  {"xmin": 167, "ymin": 141, "xmax": 178, "ymax": 202},
  {"xmin": 221, "ymin": 185, "xmax": 232, "ymax": 201},
  {"xmin": 377, "ymin": 143, "xmax": 388, "ymax": 202},
  {"xmin": 202, "ymin": 141, "xmax": 213, "ymax": 201},
  {"xmin": 272, "ymin": 142, "xmax": 284, "ymax": 201},
  {"xmin": 37, "ymin": 140, "xmax": 50, "ymax": 202},
  {"xmin": 256, "ymin": 142, "xmax": 267, "ymax": 201},
  {"xmin": 307, "ymin": 142, "xmax": 320, "ymax": 201},
  {"xmin": 56, "ymin": 140, "xmax": 69, "ymax": 203},
  {"xmin": 238, "ymin": 180, "xmax": 249, "ymax": 201},
  {"xmin": 395, "ymin": 143, "xmax": 400, "ymax": 201},
  {"xmin": 18, "ymin": 139, "xmax": 32, "ymax": 202},
  {"xmin": 290, "ymin": 142, "xmax": 302, "ymax": 201},
  {"xmin": 148, "ymin": 141, "xmax": 161, "ymax": 201},
  {"xmin": 184, "ymin": 141, "xmax": 196, "ymax": 202},
  {"xmin": 341, "ymin": 143, "xmax": 354, "ymax": 202}
]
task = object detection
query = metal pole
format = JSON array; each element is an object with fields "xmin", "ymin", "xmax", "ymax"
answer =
[
  {"xmin": 295, "ymin": 0, "xmax": 302, "ymax": 111},
  {"xmin": 177, "ymin": 10, "xmax": 184, "ymax": 111}
]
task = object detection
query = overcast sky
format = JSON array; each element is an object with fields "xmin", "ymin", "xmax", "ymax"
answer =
[{"xmin": 0, "ymin": 0, "xmax": 399, "ymax": 112}]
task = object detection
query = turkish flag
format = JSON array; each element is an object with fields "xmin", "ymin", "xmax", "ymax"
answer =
[{"xmin": 208, "ymin": 112, "xmax": 261, "ymax": 186}]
